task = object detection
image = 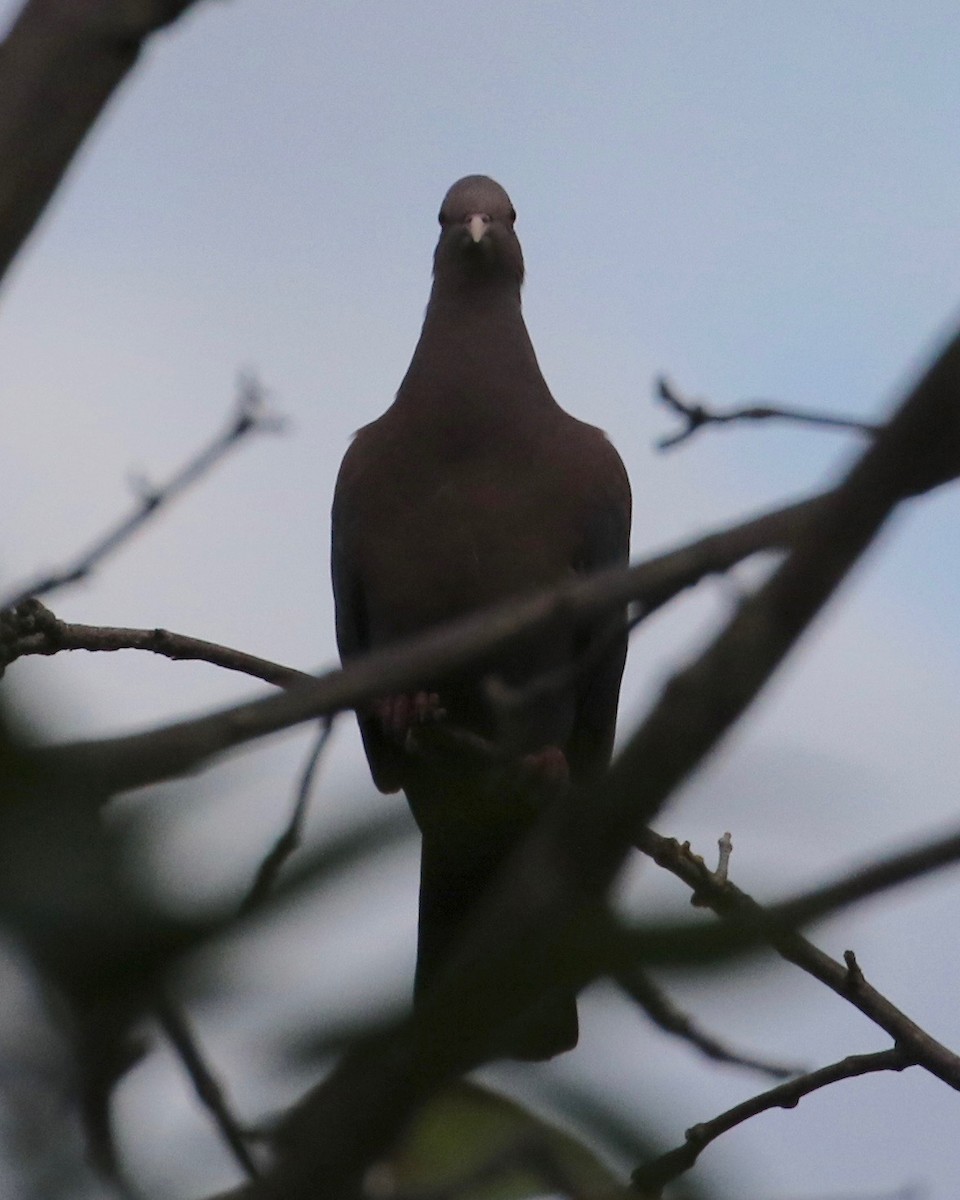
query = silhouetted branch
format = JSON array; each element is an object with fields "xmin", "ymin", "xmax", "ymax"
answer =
[
  {"xmin": 615, "ymin": 966, "xmax": 800, "ymax": 1079},
  {"xmin": 0, "ymin": 0, "xmax": 209, "ymax": 286},
  {"xmin": 240, "ymin": 719, "xmax": 334, "ymax": 916},
  {"xmin": 656, "ymin": 376, "xmax": 882, "ymax": 449},
  {"xmin": 160, "ymin": 721, "xmax": 334, "ymax": 1170},
  {"xmin": 634, "ymin": 828, "xmax": 960, "ymax": 1091},
  {"xmin": 0, "ymin": 597, "xmax": 310, "ymax": 687},
  {"xmin": 628, "ymin": 815, "xmax": 960, "ymax": 970},
  {"xmin": 631, "ymin": 1047, "xmax": 910, "ymax": 1194},
  {"xmin": 1, "ymin": 375, "xmax": 284, "ymax": 610},
  {"xmin": 774, "ymin": 824, "xmax": 960, "ymax": 929},
  {"xmin": 155, "ymin": 992, "xmax": 261, "ymax": 1180}
]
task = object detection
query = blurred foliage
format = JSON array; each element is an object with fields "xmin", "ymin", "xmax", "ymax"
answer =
[
  {"xmin": 0, "ymin": 689, "xmax": 724, "ymax": 1198},
  {"xmin": 383, "ymin": 1080, "xmax": 629, "ymax": 1200}
]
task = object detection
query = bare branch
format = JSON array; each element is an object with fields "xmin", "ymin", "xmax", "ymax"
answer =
[
  {"xmin": 26, "ymin": 488, "xmax": 841, "ymax": 793},
  {"xmin": 160, "ymin": 723, "xmax": 334, "ymax": 1169},
  {"xmin": 0, "ymin": 0, "xmax": 208, "ymax": 286},
  {"xmin": 239, "ymin": 719, "xmax": 334, "ymax": 917},
  {"xmin": 0, "ymin": 597, "xmax": 312, "ymax": 689},
  {"xmin": 630, "ymin": 815, "xmax": 960, "ymax": 968},
  {"xmin": 614, "ymin": 966, "xmax": 801, "ymax": 1079},
  {"xmin": 634, "ymin": 827, "xmax": 960, "ymax": 1091},
  {"xmin": 656, "ymin": 376, "xmax": 882, "ymax": 450},
  {"xmin": 2, "ymin": 375, "xmax": 284, "ymax": 610},
  {"xmin": 155, "ymin": 991, "xmax": 261, "ymax": 1180},
  {"xmin": 159, "ymin": 719, "xmax": 334, "ymax": 1169},
  {"xmin": 631, "ymin": 1047, "xmax": 910, "ymax": 1194},
  {"xmin": 769, "ymin": 822, "xmax": 960, "ymax": 932}
]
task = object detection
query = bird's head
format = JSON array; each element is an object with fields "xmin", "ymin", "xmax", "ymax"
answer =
[{"xmin": 433, "ymin": 175, "xmax": 524, "ymax": 289}]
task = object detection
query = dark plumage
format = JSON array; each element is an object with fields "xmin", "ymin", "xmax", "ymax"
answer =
[{"xmin": 331, "ymin": 176, "xmax": 631, "ymax": 1058}]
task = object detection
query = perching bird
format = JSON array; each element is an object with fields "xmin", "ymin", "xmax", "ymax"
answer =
[{"xmin": 331, "ymin": 175, "xmax": 631, "ymax": 1058}]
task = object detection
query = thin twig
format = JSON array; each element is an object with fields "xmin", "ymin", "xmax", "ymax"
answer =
[
  {"xmin": 0, "ymin": 598, "xmax": 311, "ymax": 687},
  {"xmin": 162, "ymin": 721, "xmax": 334, "ymax": 1164},
  {"xmin": 628, "ymin": 816, "xmax": 960, "ymax": 968},
  {"xmin": 656, "ymin": 376, "xmax": 882, "ymax": 450},
  {"xmin": 1, "ymin": 374, "xmax": 284, "ymax": 610},
  {"xmin": 614, "ymin": 966, "xmax": 801, "ymax": 1079},
  {"xmin": 155, "ymin": 991, "xmax": 261, "ymax": 1180},
  {"xmin": 631, "ymin": 1047, "xmax": 910, "ymax": 1194},
  {"xmin": 634, "ymin": 828, "xmax": 960, "ymax": 1091},
  {"xmin": 769, "ymin": 825, "xmax": 960, "ymax": 933},
  {"xmin": 0, "ymin": 607, "xmax": 324, "ymax": 1177},
  {"xmin": 162, "ymin": 721, "xmax": 333, "ymax": 1168},
  {"xmin": 240, "ymin": 720, "xmax": 334, "ymax": 917}
]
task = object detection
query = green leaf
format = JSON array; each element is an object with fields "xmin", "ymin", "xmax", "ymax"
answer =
[{"xmin": 382, "ymin": 1079, "xmax": 630, "ymax": 1200}]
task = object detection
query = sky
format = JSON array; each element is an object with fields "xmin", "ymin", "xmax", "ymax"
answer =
[{"xmin": 3, "ymin": 1, "xmax": 960, "ymax": 1196}]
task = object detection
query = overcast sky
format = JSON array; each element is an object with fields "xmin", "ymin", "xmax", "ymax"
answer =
[{"xmin": 3, "ymin": 2, "xmax": 960, "ymax": 1197}]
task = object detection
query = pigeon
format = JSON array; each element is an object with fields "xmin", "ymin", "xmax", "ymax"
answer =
[{"xmin": 331, "ymin": 175, "xmax": 631, "ymax": 1058}]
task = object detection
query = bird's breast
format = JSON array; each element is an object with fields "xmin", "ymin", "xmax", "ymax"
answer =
[{"xmin": 358, "ymin": 459, "xmax": 576, "ymax": 644}]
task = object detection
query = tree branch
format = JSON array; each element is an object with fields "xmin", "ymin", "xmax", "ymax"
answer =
[
  {"xmin": 1, "ymin": 375, "xmax": 284, "ymax": 610},
  {"xmin": 631, "ymin": 1048, "xmax": 910, "ymax": 1194},
  {"xmin": 239, "ymin": 719, "xmax": 333, "ymax": 916},
  {"xmin": 656, "ymin": 376, "xmax": 882, "ymax": 450},
  {"xmin": 634, "ymin": 827, "xmax": 960, "ymax": 1091},
  {"xmin": 0, "ymin": 598, "xmax": 311, "ymax": 689},
  {"xmin": 159, "ymin": 722, "xmax": 334, "ymax": 1172},
  {"xmin": 614, "ymin": 966, "xmax": 800, "ymax": 1079},
  {"xmin": 155, "ymin": 991, "xmax": 261, "ymax": 1180},
  {"xmin": 625, "ymin": 815, "xmax": 960, "ymax": 970},
  {"xmin": 588, "ymin": 321, "xmax": 960, "ymax": 889},
  {"xmin": 0, "ymin": 0, "xmax": 208, "ymax": 287}
]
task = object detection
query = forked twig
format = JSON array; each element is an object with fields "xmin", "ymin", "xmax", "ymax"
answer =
[
  {"xmin": 240, "ymin": 720, "xmax": 335, "ymax": 917},
  {"xmin": 2, "ymin": 374, "xmax": 284, "ymax": 610},
  {"xmin": 656, "ymin": 376, "xmax": 882, "ymax": 450},
  {"xmin": 631, "ymin": 1047, "xmax": 910, "ymax": 1193},
  {"xmin": 163, "ymin": 721, "xmax": 335, "ymax": 1175}
]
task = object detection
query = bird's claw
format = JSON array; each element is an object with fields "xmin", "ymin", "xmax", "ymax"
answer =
[
  {"xmin": 520, "ymin": 745, "xmax": 570, "ymax": 786},
  {"xmin": 374, "ymin": 691, "xmax": 447, "ymax": 741}
]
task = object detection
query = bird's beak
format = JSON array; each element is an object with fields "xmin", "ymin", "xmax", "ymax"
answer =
[{"xmin": 466, "ymin": 213, "xmax": 489, "ymax": 243}]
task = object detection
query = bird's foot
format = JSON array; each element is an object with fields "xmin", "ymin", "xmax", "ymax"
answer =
[
  {"xmin": 519, "ymin": 745, "xmax": 570, "ymax": 787},
  {"xmin": 374, "ymin": 691, "xmax": 446, "ymax": 742}
]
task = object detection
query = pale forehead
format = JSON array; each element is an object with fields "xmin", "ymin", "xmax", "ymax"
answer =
[{"xmin": 440, "ymin": 175, "xmax": 515, "ymax": 219}]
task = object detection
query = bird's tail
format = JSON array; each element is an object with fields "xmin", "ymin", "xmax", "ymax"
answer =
[{"xmin": 415, "ymin": 828, "xmax": 578, "ymax": 1061}]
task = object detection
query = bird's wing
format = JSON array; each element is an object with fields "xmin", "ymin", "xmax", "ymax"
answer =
[
  {"xmin": 566, "ymin": 436, "xmax": 632, "ymax": 781},
  {"xmin": 331, "ymin": 439, "xmax": 407, "ymax": 793}
]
